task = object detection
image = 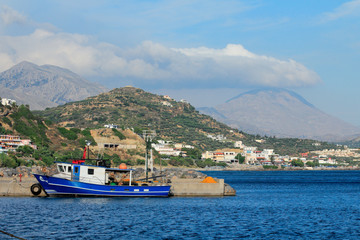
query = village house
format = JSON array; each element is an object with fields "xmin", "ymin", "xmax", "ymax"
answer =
[
  {"xmin": 152, "ymin": 140, "xmax": 191, "ymax": 157},
  {"xmin": 174, "ymin": 143, "xmax": 194, "ymax": 150},
  {"xmin": 0, "ymin": 135, "xmax": 37, "ymax": 154},
  {"xmin": 162, "ymin": 101, "xmax": 173, "ymax": 107},
  {"xmin": 104, "ymin": 124, "xmax": 119, "ymax": 129},
  {"xmin": 1, "ymin": 98, "xmax": 16, "ymax": 106},
  {"xmin": 201, "ymin": 149, "xmax": 241, "ymax": 163},
  {"xmin": 234, "ymin": 141, "xmax": 244, "ymax": 149},
  {"xmin": 163, "ymin": 95, "xmax": 172, "ymax": 100}
]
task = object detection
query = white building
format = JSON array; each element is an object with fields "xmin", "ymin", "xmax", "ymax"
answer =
[
  {"xmin": 174, "ymin": 143, "xmax": 194, "ymax": 149},
  {"xmin": 1, "ymin": 98, "xmax": 16, "ymax": 106},
  {"xmin": 244, "ymin": 146, "xmax": 257, "ymax": 154},
  {"xmin": 162, "ymin": 101, "xmax": 173, "ymax": 107},
  {"xmin": 234, "ymin": 141, "xmax": 244, "ymax": 149},
  {"xmin": 104, "ymin": 124, "xmax": 118, "ymax": 129}
]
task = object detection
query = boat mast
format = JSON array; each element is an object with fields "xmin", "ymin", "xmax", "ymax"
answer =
[
  {"xmin": 85, "ymin": 140, "xmax": 91, "ymax": 159},
  {"xmin": 143, "ymin": 130, "xmax": 156, "ymax": 182}
]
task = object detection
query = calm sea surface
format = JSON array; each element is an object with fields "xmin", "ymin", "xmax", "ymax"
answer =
[{"xmin": 1, "ymin": 170, "xmax": 360, "ymax": 240}]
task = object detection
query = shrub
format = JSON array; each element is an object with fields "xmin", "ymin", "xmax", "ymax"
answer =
[
  {"xmin": 70, "ymin": 128, "xmax": 81, "ymax": 134},
  {"xmin": 112, "ymin": 128, "xmax": 126, "ymax": 140},
  {"xmin": 263, "ymin": 165, "xmax": 278, "ymax": 169},
  {"xmin": 0, "ymin": 153, "xmax": 17, "ymax": 168},
  {"xmin": 235, "ymin": 154, "xmax": 245, "ymax": 164},
  {"xmin": 2, "ymin": 116, "xmax": 12, "ymax": 126},
  {"xmin": 291, "ymin": 159, "xmax": 305, "ymax": 167},
  {"xmin": 16, "ymin": 145, "xmax": 34, "ymax": 156},
  {"xmin": 58, "ymin": 127, "xmax": 78, "ymax": 140},
  {"xmin": 136, "ymin": 159, "xmax": 145, "ymax": 165}
]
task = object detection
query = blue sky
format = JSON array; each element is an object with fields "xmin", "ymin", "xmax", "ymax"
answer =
[{"xmin": 0, "ymin": 0, "xmax": 360, "ymax": 127}]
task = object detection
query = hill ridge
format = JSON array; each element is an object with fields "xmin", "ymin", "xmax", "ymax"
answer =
[
  {"xmin": 0, "ymin": 61, "xmax": 108, "ymax": 110},
  {"xmin": 200, "ymin": 88, "xmax": 360, "ymax": 141}
]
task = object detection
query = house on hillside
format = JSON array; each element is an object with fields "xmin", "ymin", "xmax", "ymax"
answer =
[
  {"xmin": 0, "ymin": 135, "xmax": 37, "ymax": 153},
  {"xmin": 104, "ymin": 124, "xmax": 118, "ymax": 129},
  {"xmin": 1, "ymin": 98, "xmax": 16, "ymax": 106},
  {"xmin": 201, "ymin": 150, "xmax": 238, "ymax": 163},
  {"xmin": 234, "ymin": 141, "xmax": 244, "ymax": 149},
  {"xmin": 162, "ymin": 101, "xmax": 173, "ymax": 107}
]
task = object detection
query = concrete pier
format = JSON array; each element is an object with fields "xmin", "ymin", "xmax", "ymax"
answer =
[
  {"xmin": 171, "ymin": 178, "xmax": 229, "ymax": 196},
  {"xmin": 0, "ymin": 177, "xmax": 46, "ymax": 197},
  {"xmin": 0, "ymin": 176, "xmax": 235, "ymax": 197}
]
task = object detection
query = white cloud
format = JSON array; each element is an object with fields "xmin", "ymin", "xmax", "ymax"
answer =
[
  {"xmin": 0, "ymin": 5, "xmax": 27, "ymax": 25},
  {"xmin": 0, "ymin": 28, "xmax": 321, "ymax": 89},
  {"xmin": 320, "ymin": 0, "xmax": 360, "ymax": 22}
]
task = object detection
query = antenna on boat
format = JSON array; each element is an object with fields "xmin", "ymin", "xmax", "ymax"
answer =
[{"xmin": 143, "ymin": 130, "xmax": 156, "ymax": 182}]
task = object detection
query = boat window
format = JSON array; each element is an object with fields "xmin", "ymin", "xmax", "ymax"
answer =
[
  {"xmin": 58, "ymin": 165, "xmax": 64, "ymax": 172},
  {"xmin": 68, "ymin": 166, "xmax": 72, "ymax": 173},
  {"xmin": 88, "ymin": 169, "xmax": 94, "ymax": 175},
  {"xmin": 75, "ymin": 167, "xmax": 79, "ymax": 174}
]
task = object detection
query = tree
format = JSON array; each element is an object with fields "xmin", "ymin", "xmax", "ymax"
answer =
[
  {"xmin": 270, "ymin": 155, "xmax": 275, "ymax": 165},
  {"xmin": 291, "ymin": 159, "xmax": 304, "ymax": 167},
  {"xmin": 16, "ymin": 145, "xmax": 35, "ymax": 157},
  {"xmin": 0, "ymin": 153, "xmax": 17, "ymax": 168},
  {"xmin": 235, "ymin": 153, "xmax": 245, "ymax": 164},
  {"xmin": 182, "ymin": 147, "xmax": 202, "ymax": 159},
  {"xmin": 306, "ymin": 160, "xmax": 319, "ymax": 167}
]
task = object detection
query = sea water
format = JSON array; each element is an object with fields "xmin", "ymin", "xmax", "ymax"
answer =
[{"xmin": 1, "ymin": 171, "xmax": 360, "ymax": 239}]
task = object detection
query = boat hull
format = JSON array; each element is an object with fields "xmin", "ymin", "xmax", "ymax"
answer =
[{"xmin": 33, "ymin": 174, "xmax": 171, "ymax": 197}]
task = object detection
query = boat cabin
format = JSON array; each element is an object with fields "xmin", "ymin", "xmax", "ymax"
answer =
[{"xmin": 53, "ymin": 162, "xmax": 134, "ymax": 186}]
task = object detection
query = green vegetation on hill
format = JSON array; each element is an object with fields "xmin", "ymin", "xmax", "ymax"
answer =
[
  {"xmin": 112, "ymin": 128, "xmax": 126, "ymax": 140},
  {"xmin": 34, "ymin": 87, "xmax": 341, "ymax": 155},
  {"xmin": 1, "ymin": 88, "xmax": 343, "ymax": 170},
  {"xmin": 35, "ymin": 87, "xmax": 240, "ymax": 150},
  {"xmin": 0, "ymin": 104, "xmax": 99, "ymax": 168},
  {"xmin": 1, "ymin": 104, "xmax": 49, "ymax": 145}
]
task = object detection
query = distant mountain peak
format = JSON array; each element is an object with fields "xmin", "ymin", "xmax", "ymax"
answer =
[
  {"xmin": 0, "ymin": 61, "xmax": 108, "ymax": 110},
  {"xmin": 199, "ymin": 88, "xmax": 360, "ymax": 141},
  {"xmin": 16, "ymin": 60, "xmax": 37, "ymax": 66},
  {"xmin": 226, "ymin": 88, "xmax": 314, "ymax": 108}
]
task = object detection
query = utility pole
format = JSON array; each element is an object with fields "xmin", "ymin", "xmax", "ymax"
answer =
[{"xmin": 143, "ymin": 130, "xmax": 156, "ymax": 182}]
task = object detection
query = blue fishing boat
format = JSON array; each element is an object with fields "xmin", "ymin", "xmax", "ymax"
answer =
[{"xmin": 31, "ymin": 159, "xmax": 171, "ymax": 197}]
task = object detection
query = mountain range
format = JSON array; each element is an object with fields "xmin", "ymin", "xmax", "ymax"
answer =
[
  {"xmin": 0, "ymin": 61, "xmax": 108, "ymax": 110},
  {"xmin": 1, "ymin": 61, "xmax": 359, "ymax": 142},
  {"xmin": 35, "ymin": 86, "xmax": 339, "ymax": 154},
  {"xmin": 198, "ymin": 88, "xmax": 360, "ymax": 142}
]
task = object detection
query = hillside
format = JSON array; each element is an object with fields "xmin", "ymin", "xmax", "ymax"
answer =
[
  {"xmin": 199, "ymin": 88, "xmax": 360, "ymax": 142},
  {"xmin": 0, "ymin": 61, "xmax": 108, "ymax": 110},
  {"xmin": 35, "ymin": 87, "xmax": 339, "ymax": 155},
  {"xmin": 0, "ymin": 103, "xmax": 147, "ymax": 167},
  {"xmin": 35, "ymin": 86, "xmax": 243, "ymax": 150}
]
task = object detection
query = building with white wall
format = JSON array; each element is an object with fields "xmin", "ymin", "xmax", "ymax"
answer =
[{"xmin": 1, "ymin": 98, "xmax": 16, "ymax": 106}]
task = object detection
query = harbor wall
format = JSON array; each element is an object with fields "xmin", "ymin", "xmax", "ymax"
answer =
[
  {"xmin": 0, "ymin": 177, "xmax": 46, "ymax": 197},
  {"xmin": 0, "ymin": 176, "xmax": 234, "ymax": 197},
  {"xmin": 170, "ymin": 178, "xmax": 225, "ymax": 196}
]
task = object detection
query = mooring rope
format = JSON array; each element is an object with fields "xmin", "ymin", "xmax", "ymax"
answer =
[{"xmin": 0, "ymin": 229, "xmax": 26, "ymax": 240}]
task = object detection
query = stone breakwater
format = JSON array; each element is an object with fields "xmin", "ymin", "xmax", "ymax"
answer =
[{"xmin": 0, "ymin": 167, "xmax": 236, "ymax": 197}]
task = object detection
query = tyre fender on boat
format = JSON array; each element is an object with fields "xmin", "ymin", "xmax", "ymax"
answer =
[{"xmin": 30, "ymin": 183, "xmax": 42, "ymax": 196}]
